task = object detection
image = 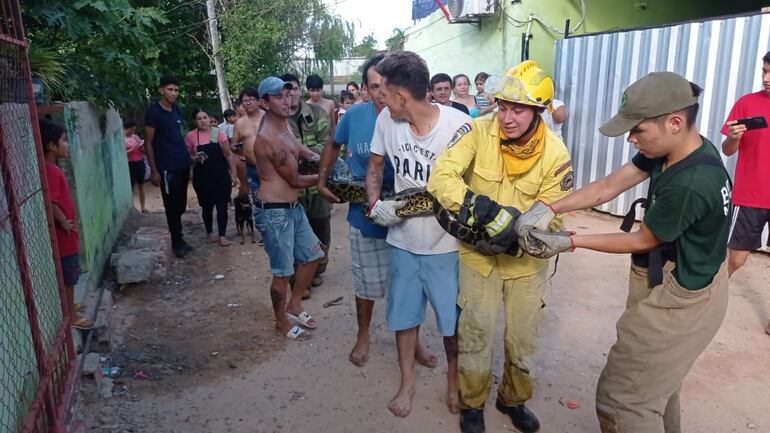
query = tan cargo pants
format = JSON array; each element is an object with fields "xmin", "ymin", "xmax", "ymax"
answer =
[
  {"xmin": 596, "ymin": 261, "xmax": 729, "ymax": 433},
  {"xmin": 456, "ymin": 262, "xmax": 548, "ymax": 409}
]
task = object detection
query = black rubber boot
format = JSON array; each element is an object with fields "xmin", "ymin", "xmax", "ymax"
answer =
[
  {"xmin": 459, "ymin": 408, "xmax": 485, "ymax": 433},
  {"xmin": 495, "ymin": 400, "xmax": 540, "ymax": 433}
]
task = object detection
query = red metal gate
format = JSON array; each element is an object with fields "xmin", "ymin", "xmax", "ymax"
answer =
[{"xmin": 0, "ymin": 1, "xmax": 76, "ymax": 432}]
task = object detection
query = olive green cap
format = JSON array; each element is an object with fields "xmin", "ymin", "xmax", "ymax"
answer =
[{"xmin": 599, "ymin": 71, "xmax": 700, "ymax": 137}]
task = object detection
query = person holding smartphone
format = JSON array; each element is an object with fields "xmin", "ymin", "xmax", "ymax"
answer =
[{"xmin": 721, "ymin": 50, "xmax": 770, "ymax": 335}]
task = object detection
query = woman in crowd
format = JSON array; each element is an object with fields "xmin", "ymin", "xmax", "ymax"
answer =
[
  {"xmin": 347, "ymin": 81, "xmax": 364, "ymax": 103},
  {"xmin": 452, "ymin": 73, "xmax": 479, "ymax": 117},
  {"xmin": 184, "ymin": 108, "xmax": 236, "ymax": 247}
]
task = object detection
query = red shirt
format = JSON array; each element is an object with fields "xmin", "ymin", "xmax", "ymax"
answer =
[
  {"xmin": 45, "ymin": 162, "xmax": 80, "ymax": 257},
  {"xmin": 125, "ymin": 134, "xmax": 144, "ymax": 162},
  {"xmin": 721, "ymin": 91, "xmax": 770, "ymax": 208}
]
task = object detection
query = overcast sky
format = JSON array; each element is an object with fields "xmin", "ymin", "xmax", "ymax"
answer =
[{"xmin": 325, "ymin": 0, "xmax": 416, "ymax": 49}]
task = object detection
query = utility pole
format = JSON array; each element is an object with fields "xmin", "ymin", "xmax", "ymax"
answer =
[
  {"xmin": 329, "ymin": 61, "xmax": 335, "ymax": 97},
  {"xmin": 206, "ymin": 0, "xmax": 231, "ymax": 111}
]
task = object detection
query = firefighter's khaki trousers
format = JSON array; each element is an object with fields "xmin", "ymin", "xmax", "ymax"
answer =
[
  {"xmin": 456, "ymin": 262, "xmax": 548, "ymax": 409},
  {"xmin": 596, "ymin": 261, "xmax": 729, "ymax": 433}
]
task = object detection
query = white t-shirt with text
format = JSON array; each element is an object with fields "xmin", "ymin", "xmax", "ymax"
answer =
[{"xmin": 370, "ymin": 104, "xmax": 471, "ymax": 254}]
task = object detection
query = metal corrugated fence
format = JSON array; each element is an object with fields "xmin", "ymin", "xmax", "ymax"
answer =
[{"xmin": 554, "ymin": 12, "xmax": 770, "ymax": 233}]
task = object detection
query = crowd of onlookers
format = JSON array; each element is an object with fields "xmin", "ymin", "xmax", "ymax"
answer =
[{"xmin": 119, "ymin": 70, "xmax": 569, "ymax": 253}]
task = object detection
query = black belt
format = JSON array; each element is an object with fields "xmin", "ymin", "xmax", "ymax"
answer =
[{"xmin": 253, "ymin": 199, "xmax": 299, "ymax": 209}]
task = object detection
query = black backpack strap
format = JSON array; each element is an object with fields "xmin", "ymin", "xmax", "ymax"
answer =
[
  {"xmin": 624, "ymin": 153, "xmax": 729, "ymax": 287},
  {"xmin": 621, "ymin": 198, "xmax": 648, "ymax": 233},
  {"xmin": 655, "ymin": 154, "xmax": 726, "ymax": 187}
]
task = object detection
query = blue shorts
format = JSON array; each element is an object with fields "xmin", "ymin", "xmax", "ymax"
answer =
[
  {"xmin": 60, "ymin": 254, "xmax": 80, "ymax": 286},
  {"xmin": 386, "ymin": 247, "xmax": 459, "ymax": 336},
  {"xmin": 253, "ymin": 204, "xmax": 324, "ymax": 277}
]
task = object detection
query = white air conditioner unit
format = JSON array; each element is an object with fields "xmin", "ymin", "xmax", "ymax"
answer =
[{"xmin": 447, "ymin": 0, "xmax": 497, "ymax": 20}]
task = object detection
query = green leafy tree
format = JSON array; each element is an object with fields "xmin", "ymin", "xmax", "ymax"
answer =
[
  {"xmin": 352, "ymin": 34, "xmax": 378, "ymax": 57},
  {"xmin": 22, "ymin": 1, "xmax": 170, "ymax": 110},
  {"xmin": 139, "ymin": 0, "xmax": 219, "ymax": 117},
  {"xmin": 220, "ymin": 0, "xmax": 353, "ymax": 93},
  {"xmin": 385, "ymin": 28, "xmax": 405, "ymax": 52},
  {"xmin": 23, "ymin": 0, "xmax": 220, "ymax": 117}
]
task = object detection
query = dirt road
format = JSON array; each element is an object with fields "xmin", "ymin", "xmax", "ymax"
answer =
[{"xmin": 75, "ymin": 185, "xmax": 770, "ymax": 433}]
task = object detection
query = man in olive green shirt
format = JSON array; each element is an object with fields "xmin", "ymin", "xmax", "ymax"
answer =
[
  {"xmin": 281, "ymin": 74, "xmax": 332, "ymax": 294},
  {"xmin": 516, "ymin": 72, "xmax": 732, "ymax": 433}
]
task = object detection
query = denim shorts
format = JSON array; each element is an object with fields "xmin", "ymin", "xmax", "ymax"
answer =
[
  {"xmin": 60, "ymin": 254, "xmax": 80, "ymax": 286},
  {"xmin": 253, "ymin": 204, "xmax": 324, "ymax": 277},
  {"xmin": 386, "ymin": 247, "xmax": 459, "ymax": 336}
]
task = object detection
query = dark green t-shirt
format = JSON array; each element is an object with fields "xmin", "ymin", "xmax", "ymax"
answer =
[{"xmin": 632, "ymin": 138, "xmax": 732, "ymax": 289}]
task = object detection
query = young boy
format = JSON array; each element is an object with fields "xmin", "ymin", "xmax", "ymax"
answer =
[
  {"xmin": 124, "ymin": 120, "xmax": 147, "ymax": 212},
  {"xmin": 337, "ymin": 90, "xmax": 355, "ymax": 122},
  {"xmin": 40, "ymin": 118, "xmax": 94, "ymax": 330}
]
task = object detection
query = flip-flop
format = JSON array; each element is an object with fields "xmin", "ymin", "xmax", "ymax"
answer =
[
  {"xmin": 284, "ymin": 326, "xmax": 312, "ymax": 341},
  {"xmin": 286, "ymin": 311, "xmax": 317, "ymax": 329},
  {"xmin": 71, "ymin": 317, "xmax": 95, "ymax": 330}
]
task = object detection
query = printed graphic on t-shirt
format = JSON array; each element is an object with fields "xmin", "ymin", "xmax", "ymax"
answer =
[
  {"xmin": 393, "ymin": 141, "xmax": 437, "ymax": 183},
  {"xmin": 370, "ymin": 104, "xmax": 471, "ymax": 254}
]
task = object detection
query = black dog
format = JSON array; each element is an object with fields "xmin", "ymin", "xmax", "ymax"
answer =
[{"xmin": 233, "ymin": 193, "xmax": 256, "ymax": 244}]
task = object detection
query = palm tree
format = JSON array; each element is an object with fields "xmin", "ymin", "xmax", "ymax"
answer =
[
  {"xmin": 27, "ymin": 44, "xmax": 68, "ymax": 98},
  {"xmin": 385, "ymin": 28, "xmax": 405, "ymax": 52}
]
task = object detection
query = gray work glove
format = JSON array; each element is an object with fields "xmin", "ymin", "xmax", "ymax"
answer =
[
  {"xmin": 367, "ymin": 199, "xmax": 407, "ymax": 227},
  {"xmin": 519, "ymin": 228, "xmax": 575, "ymax": 259},
  {"xmin": 515, "ymin": 200, "xmax": 557, "ymax": 238}
]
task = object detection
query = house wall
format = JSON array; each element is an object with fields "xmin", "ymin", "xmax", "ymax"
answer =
[{"xmin": 404, "ymin": 0, "xmax": 768, "ymax": 77}]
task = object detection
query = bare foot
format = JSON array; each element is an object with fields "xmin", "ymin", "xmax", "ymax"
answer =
[
  {"xmin": 349, "ymin": 337, "xmax": 370, "ymax": 367},
  {"xmin": 219, "ymin": 237, "xmax": 231, "ymax": 247},
  {"xmin": 447, "ymin": 372, "xmax": 460, "ymax": 414},
  {"xmin": 415, "ymin": 343, "xmax": 437, "ymax": 368},
  {"xmin": 208, "ymin": 233, "xmax": 218, "ymax": 243},
  {"xmin": 388, "ymin": 384, "xmax": 415, "ymax": 417}
]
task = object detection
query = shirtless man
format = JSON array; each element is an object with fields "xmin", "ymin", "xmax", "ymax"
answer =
[
  {"xmin": 253, "ymin": 77, "xmax": 325, "ymax": 340},
  {"xmin": 306, "ymin": 74, "xmax": 336, "ymax": 126}
]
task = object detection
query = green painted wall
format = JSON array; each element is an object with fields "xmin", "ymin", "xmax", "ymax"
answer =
[
  {"xmin": 57, "ymin": 103, "xmax": 132, "ymax": 293},
  {"xmin": 405, "ymin": 0, "xmax": 768, "ymax": 78}
]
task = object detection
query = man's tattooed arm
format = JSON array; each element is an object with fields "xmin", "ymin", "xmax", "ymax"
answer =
[{"xmin": 365, "ymin": 154, "xmax": 386, "ymax": 207}]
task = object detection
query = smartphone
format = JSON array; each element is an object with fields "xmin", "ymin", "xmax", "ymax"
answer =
[{"xmin": 735, "ymin": 116, "xmax": 768, "ymax": 130}]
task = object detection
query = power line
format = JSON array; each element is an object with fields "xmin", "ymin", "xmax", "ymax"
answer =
[{"xmin": 415, "ymin": 28, "xmax": 477, "ymax": 53}]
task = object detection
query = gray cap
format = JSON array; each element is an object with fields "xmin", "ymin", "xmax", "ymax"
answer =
[{"xmin": 599, "ymin": 72, "xmax": 700, "ymax": 137}]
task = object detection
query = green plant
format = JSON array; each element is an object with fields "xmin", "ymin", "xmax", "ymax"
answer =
[{"xmin": 27, "ymin": 44, "xmax": 68, "ymax": 96}]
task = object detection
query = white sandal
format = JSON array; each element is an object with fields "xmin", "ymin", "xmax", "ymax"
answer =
[
  {"xmin": 286, "ymin": 311, "xmax": 317, "ymax": 329},
  {"xmin": 285, "ymin": 325, "xmax": 311, "ymax": 340}
]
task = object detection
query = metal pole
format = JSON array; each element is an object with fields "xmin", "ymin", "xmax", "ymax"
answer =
[
  {"xmin": 564, "ymin": 18, "xmax": 571, "ymax": 39},
  {"xmin": 206, "ymin": 0, "xmax": 231, "ymax": 111}
]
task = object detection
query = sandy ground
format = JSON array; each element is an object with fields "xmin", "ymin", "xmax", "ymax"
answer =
[{"xmin": 74, "ymin": 184, "xmax": 770, "ymax": 433}]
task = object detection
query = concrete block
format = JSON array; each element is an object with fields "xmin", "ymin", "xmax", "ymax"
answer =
[
  {"xmin": 81, "ymin": 352, "xmax": 101, "ymax": 376},
  {"xmin": 115, "ymin": 250, "xmax": 155, "ymax": 284}
]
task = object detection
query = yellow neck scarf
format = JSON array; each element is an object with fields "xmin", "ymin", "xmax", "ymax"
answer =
[{"xmin": 499, "ymin": 119, "xmax": 546, "ymax": 176}]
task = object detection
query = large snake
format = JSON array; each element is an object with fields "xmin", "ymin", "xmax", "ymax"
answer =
[{"xmin": 300, "ymin": 158, "xmax": 519, "ymax": 256}]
